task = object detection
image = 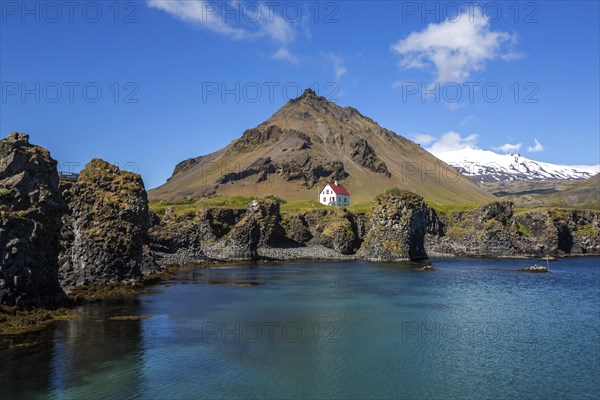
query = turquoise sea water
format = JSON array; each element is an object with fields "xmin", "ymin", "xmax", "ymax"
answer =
[{"xmin": 1, "ymin": 258, "xmax": 599, "ymax": 399}]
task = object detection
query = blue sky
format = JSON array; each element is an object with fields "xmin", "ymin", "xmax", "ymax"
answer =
[{"xmin": 1, "ymin": 1, "xmax": 599, "ymax": 188}]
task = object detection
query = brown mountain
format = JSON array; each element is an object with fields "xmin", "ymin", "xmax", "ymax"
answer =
[{"xmin": 149, "ymin": 89, "xmax": 494, "ymax": 205}]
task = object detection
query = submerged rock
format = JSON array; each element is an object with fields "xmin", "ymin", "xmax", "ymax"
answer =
[
  {"xmin": 518, "ymin": 265, "xmax": 549, "ymax": 273},
  {"xmin": 59, "ymin": 159, "xmax": 148, "ymax": 288},
  {"xmin": 0, "ymin": 133, "xmax": 66, "ymax": 306}
]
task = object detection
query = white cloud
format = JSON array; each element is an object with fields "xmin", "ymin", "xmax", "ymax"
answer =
[
  {"xmin": 147, "ymin": 0, "xmax": 298, "ymax": 61},
  {"xmin": 272, "ymin": 48, "xmax": 299, "ymax": 63},
  {"xmin": 391, "ymin": 7, "xmax": 519, "ymax": 82},
  {"xmin": 527, "ymin": 139, "xmax": 544, "ymax": 153},
  {"xmin": 327, "ymin": 53, "xmax": 347, "ymax": 80},
  {"xmin": 412, "ymin": 134, "xmax": 436, "ymax": 145},
  {"xmin": 494, "ymin": 142, "xmax": 522, "ymax": 154},
  {"xmin": 426, "ymin": 131, "xmax": 479, "ymax": 153}
]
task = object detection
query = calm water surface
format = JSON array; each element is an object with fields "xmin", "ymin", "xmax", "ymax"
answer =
[{"xmin": 1, "ymin": 258, "xmax": 599, "ymax": 399}]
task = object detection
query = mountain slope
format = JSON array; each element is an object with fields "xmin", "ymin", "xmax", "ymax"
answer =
[
  {"xmin": 433, "ymin": 147, "xmax": 599, "ymax": 183},
  {"xmin": 149, "ymin": 89, "xmax": 494, "ymax": 205},
  {"xmin": 540, "ymin": 173, "xmax": 600, "ymax": 209}
]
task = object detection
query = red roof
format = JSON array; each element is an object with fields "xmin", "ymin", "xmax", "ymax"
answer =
[{"xmin": 327, "ymin": 182, "xmax": 350, "ymax": 196}]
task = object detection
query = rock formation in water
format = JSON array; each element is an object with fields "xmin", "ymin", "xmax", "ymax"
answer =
[
  {"xmin": 59, "ymin": 159, "xmax": 148, "ymax": 287},
  {"xmin": 0, "ymin": 133, "xmax": 66, "ymax": 306},
  {"xmin": 358, "ymin": 190, "xmax": 430, "ymax": 261},
  {"xmin": 425, "ymin": 201, "xmax": 600, "ymax": 257}
]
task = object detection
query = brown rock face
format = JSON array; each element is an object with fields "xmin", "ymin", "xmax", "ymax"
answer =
[
  {"xmin": 59, "ymin": 159, "xmax": 149, "ymax": 287},
  {"xmin": 0, "ymin": 133, "xmax": 66, "ymax": 306}
]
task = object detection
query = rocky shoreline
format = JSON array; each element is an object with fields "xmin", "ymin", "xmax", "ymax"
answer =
[{"xmin": 1, "ymin": 132, "xmax": 599, "ymax": 335}]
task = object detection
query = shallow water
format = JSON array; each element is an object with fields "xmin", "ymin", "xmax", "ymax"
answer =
[{"xmin": 1, "ymin": 258, "xmax": 599, "ymax": 399}]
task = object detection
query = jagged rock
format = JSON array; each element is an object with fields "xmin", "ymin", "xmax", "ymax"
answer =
[
  {"xmin": 359, "ymin": 191, "xmax": 429, "ymax": 261},
  {"xmin": 319, "ymin": 218, "xmax": 358, "ymax": 255},
  {"xmin": 425, "ymin": 202, "xmax": 600, "ymax": 257},
  {"xmin": 59, "ymin": 159, "xmax": 148, "ymax": 288},
  {"xmin": 283, "ymin": 214, "xmax": 313, "ymax": 243},
  {"xmin": 147, "ymin": 207, "xmax": 245, "ymax": 266},
  {"xmin": 218, "ymin": 157, "xmax": 276, "ymax": 184},
  {"xmin": 350, "ymin": 138, "xmax": 391, "ymax": 177},
  {"xmin": 233, "ymin": 125, "xmax": 284, "ymax": 152},
  {"xmin": 281, "ymin": 208, "xmax": 366, "ymax": 254},
  {"xmin": 0, "ymin": 133, "xmax": 66, "ymax": 306},
  {"xmin": 223, "ymin": 199, "xmax": 286, "ymax": 260},
  {"xmin": 171, "ymin": 156, "xmax": 204, "ymax": 179}
]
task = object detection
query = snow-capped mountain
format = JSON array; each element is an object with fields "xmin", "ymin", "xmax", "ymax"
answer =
[{"xmin": 432, "ymin": 147, "xmax": 599, "ymax": 183}]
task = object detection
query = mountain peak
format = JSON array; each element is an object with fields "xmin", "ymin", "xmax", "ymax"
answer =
[
  {"xmin": 301, "ymin": 88, "xmax": 317, "ymax": 97},
  {"xmin": 289, "ymin": 87, "xmax": 329, "ymax": 106},
  {"xmin": 150, "ymin": 93, "xmax": 494, "ymax": 205}
]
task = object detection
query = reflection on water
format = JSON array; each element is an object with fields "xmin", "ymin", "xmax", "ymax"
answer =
[
  {"xmin": 1, "ymin": 259, "xmax": 599, "ymax": 399},
  {"xmin": 1, "ymin": 299, "xmax": 145, "ymax": 399}
]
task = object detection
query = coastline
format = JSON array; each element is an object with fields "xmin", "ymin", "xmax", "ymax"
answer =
[{"xmin": 3, "ymin": 252, "xmax": 597, "ymax": 342}]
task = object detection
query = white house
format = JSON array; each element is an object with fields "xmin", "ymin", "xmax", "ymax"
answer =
[{"xmin": 319, "ymin": 181, "xmax": 350, "ymax": 206}]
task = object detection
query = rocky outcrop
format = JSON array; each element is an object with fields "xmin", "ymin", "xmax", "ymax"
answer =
[
  {"xmin": 223, "ymin": 199, "xmax": 286, "ymax": 260},
  {"xmin": 146, "ymin": 207, "xmax": 245, "ymax": 266},
  {"xmin": 282, "ymin": 208, "xmax": 364, "ymax": 255},
  {"xmin": 218, "ymin": 157, "xmax": 276, "ymax": 184},
  {"xmin": 359, "ymin": 190, "xmax": 429, "ymax": 261},
  {"xmin": 425, "ymin": 202, "xmax": 600, "ymax": 257},
  {"xmin": 59, "ymin": 159, "xmax": 149, "ymax": 288},
  {"xmin": 146, "ymin": 193, "xmax": 600, "ymax": 267},
  {"xmin": 350, "ymin": 138, "xmax": 391, "ymax": 177},
  {"xmin": 0, "ymin": 133, "xmax": 66, "ymax": 307}
]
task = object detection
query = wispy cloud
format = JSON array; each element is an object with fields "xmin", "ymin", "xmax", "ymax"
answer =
[
  {"xmin": 391, "ymin": 7, "xmax": 520, "ymax": 83},
  {"xmin": 327, "ymin": 53, "xmax": 348, "ymax": 80},
  {"xmin": 494, "ymin": 142, "xmax": 522, "ymax": 154},
  {"xmin": 527, "ymin": 139, "xmax": 544, "ymax": 153},
  {"xmin": 272, "ymin": 48, "xmax": 299, "ymax": 63},
  {"xmin": 147, "ymin": 0, "xmax": 298, "ymax": 61}
]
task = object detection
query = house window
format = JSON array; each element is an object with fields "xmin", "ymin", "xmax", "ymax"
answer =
[
  {"xmin": 330, "ymin": 197, "xmax": 334, "ymax": 202},
  {"xmin": 326, "ymin": 190, "xmax": 329, "ymax": 194},
  {"xmin": 323, "ymin": 197, "xmax": 326, "ymax": 202},
  {"xmin": 344, "ymin": 198, "xmax": 347, "ymax": 203}
]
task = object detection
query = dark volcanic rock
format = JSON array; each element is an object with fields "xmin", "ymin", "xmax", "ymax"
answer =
[
  {"xmin": 147, "ymin": 207, "xmax": 245, "ymax": 266},
  {"xmin": 171, "ymin": 156, "xmax": 204, "ymax": 179},
  {"xmin": 59, "ymin": 159, "xmax": 148, "ymax": 287},
  {"xmin": 0, "ymin": 133, "xmax": 66, "ymax": 307},
  {"xmin": 284, "ymin": 208, "xmax": 363, "ymax": 255},
  {"xmin": 425, "ymin": 202, "xmax": 600, "ymax": 257},
  {"xmin": 218, "ymin": 157, "xmax": 276, "ymax": 184},
  {"xmin": 359, "ymin": 190, "xmax": 429, "ymax": 261},
  {"xmin": 233, "ymin": 125, "xmax": 284, "ymax": 152},
  {"xmin": 224, "ymin": 199, "xmax": 286, "ymax": 260},
  {"xmin": 350, "ymin": 138, "xmax": 391, "ymax": 177}
]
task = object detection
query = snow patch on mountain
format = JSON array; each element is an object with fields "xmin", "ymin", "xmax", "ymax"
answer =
[{"xmin": 432, "ymin": 147, "xmax": 599, "ymax": 182}]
